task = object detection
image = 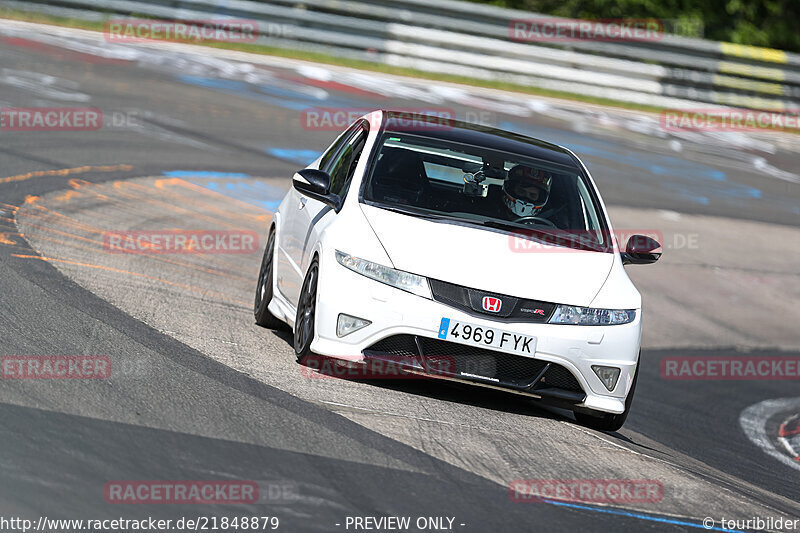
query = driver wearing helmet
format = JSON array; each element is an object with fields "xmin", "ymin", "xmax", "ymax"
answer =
[{"xmin": 502, "ymin": 165, "xmax": 552, "ymax": 220}]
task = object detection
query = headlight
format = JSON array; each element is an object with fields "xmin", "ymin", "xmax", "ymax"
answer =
[
  {"xmin": 548, "ymin": 306, "xmax": 635, "ymax": 325},
  {"xmin": 335, "ymin": 250, "xmax": 432, "ymax": 299}
]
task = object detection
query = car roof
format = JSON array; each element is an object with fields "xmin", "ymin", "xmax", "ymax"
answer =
[{"xmin": 379, "ymin": 110, "xmax": 578, "ymax": 168}]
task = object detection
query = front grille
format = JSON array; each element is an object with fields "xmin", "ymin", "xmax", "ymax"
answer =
[
  {"xmin": 365, "ymin": 335, "xmax": 584, "ymax": 398},
  {"xmin": 417, "ymin": 337, "xmax": 548, "ymax": 387},
  {"xmin": 540, "ymin": 365, "xmax": 582, "ymax": 392},
  {"xmin": 365, "ymin": 335, "xmax": 418, "ymax": 357},
  {"xmin": 427, "ymin": 278, "xmax": 471, "ymax": 308},
  {"xmin": 428, "ymin": 279, "xmax": 555, "ymax": 323}
]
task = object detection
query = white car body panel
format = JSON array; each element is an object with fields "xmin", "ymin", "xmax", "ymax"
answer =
[{"xmin": 360, "ymin": 204, "xmax": 614, "ymax": 307}]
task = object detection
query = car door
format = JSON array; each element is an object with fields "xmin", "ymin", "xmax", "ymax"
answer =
[
  {"xmin": 277, "ymin": 120, "xmax": 369, "ymax": 306},
  {"xmin": 276, "ymin": 126, "xmax": 354, "ymax": 304}
]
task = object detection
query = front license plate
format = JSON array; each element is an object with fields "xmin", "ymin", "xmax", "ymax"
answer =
[{"xmin": 437, "ymin": 318, "xmax": 536, "ymax": 357}]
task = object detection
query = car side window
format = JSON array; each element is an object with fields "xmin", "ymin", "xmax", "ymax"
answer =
[
  {"xmin": 319, "ymin": 121, "xmax": 362, "ymax": 172},
  {"xmin": 327, "ymin": 125, "xmax": 368, "ymax": 197}
]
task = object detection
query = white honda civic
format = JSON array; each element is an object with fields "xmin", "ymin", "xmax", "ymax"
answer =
[{"xmin": 254, "ymin": 110, "xmax": 660, "ymax": 431}]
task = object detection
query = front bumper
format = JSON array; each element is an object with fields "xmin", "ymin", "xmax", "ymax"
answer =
[
  {"xmin": 311, "ymin": 252, "xmax": 641, "ymax": 415},
  {"xmin": 362, "ymin": 334, "xmax": 588, "ymax": 410}
]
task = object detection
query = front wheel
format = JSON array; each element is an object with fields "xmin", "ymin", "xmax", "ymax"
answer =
[
  {"xmin": 573, "ymin": 358, "xmax": 639, "ymax": 432},
  {"xmin": 294, "ymin": 258, "xmax": 319, "ymax": 363},
  {"xmin": 254, "ymin": 227, "xmax": 283, "ymax": 329}
]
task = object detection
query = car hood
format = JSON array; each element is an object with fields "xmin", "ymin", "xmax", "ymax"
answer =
[{"xmin": 360, "ymin": 205, "xmax": 614, "ymax": 306}]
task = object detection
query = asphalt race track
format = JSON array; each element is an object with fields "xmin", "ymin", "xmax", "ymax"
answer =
[{"xmin": 1, "ymin": 19, "xmax": 799, "ymax": 533}]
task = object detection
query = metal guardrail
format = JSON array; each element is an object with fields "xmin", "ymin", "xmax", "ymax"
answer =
[{"xmin": 3, "ymin": 0, "xmax": 799, "ymax": 111}]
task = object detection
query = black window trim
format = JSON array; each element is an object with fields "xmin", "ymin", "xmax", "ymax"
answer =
[
  {"xmin": 322, "ymin": 119, "xmax": 370, "ymax": 213},
  {"xmin": 321, "ymin": 119, "xmax": 369, "ymax": 175}
]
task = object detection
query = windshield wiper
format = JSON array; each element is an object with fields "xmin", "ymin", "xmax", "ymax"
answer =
[
  {"xmin": 378, "ymin": 205, "xmax": 476, "ymax": 225},
  {"xmin": 381, "ymin": 206, "xmax": 544, "ymax": 233},
  {"xmin": 479, "ymin": 219, "xmax": 527, "ymax": 232},
  {"xmin": 376, "ymin": 206, "xmax": 602, "ymax": 250}
]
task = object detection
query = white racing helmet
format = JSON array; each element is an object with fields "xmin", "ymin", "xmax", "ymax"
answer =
[{"xmin": 502, "ymin": 165, "xmax": 553, "ymax": 217}]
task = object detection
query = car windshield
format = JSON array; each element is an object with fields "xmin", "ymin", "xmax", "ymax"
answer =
[{"xmin": 363, "ymin": 132, "xmax": 610, "ymax": 251}]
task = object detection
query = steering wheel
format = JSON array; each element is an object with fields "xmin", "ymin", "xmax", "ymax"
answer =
[{"xmin": 514, "ymin": 216, "xmax": 557, "ymax": 228}]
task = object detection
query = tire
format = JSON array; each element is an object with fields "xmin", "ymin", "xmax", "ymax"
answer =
[
  {"xmin": 294, "ymin": 258, "xmax": 319, "ymax": 363},
  {"xmin": 254, "ymin": 227, "xmax": 283, "ymax": 329},
  {"xmin": 573, "ymin": 357, "xmax": 639, "ymax": 432}
]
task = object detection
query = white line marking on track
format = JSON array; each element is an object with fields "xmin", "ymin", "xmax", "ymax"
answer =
[
  {"xmin": 739, "ymin": 397, "xmax": 800, "ymax": 472},
  {"xmin": 777, "ymin": 414, "xmax": 800, "ymax": 459},
  {"xmin": 778, "ymin": 436, "xmax": 797, "ymax": 457}
]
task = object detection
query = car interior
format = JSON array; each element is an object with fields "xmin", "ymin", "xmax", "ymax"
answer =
[{"xmin": 367, "ymin": 144, "xmax": 589, "ymax": 231}]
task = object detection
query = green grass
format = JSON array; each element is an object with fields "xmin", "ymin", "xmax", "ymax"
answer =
[{"xmin": 0, "ymin": 7, "xmax": 105, "ymax": 32}]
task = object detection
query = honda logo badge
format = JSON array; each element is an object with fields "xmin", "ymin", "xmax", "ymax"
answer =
[{"xmin": 482, "ymin": 296, "xmax": 502, "ymax": 313}]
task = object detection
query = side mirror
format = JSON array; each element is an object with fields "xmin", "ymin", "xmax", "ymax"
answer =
[
  {"xmin": 293, "ymin": 169, "xmax": 331, "ymax": 196},
  {"xmin": 622, "ymin": 235, "xmax": 661, "ymax": 265},
  {"xmin": 292, "ymin": 169, "xmax": 342, "ymax": 211}
]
